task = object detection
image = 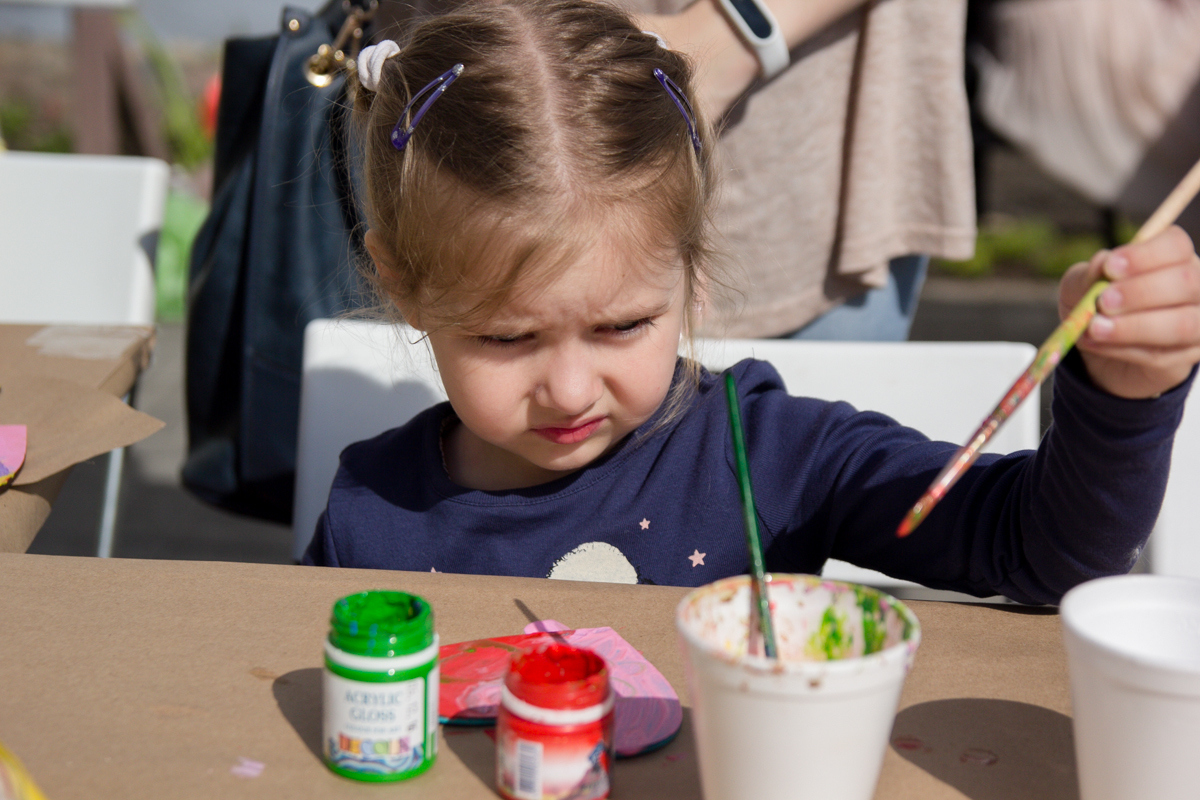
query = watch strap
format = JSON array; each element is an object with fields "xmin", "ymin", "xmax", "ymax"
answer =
[{"xmin": 715, "ymin": 0, "xmax": 789, "ymax": 80}]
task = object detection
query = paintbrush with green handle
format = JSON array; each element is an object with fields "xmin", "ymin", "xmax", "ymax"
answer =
[
  {"xmin": 725, "ymin": 372, "xmax": 778, "ymax": 659},
  {"xmin": 897, "ymin": 157, "xmax": 1200, "ymax": 538}
]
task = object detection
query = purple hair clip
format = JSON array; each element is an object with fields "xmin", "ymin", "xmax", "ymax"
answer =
[
  {"xmin": 391, "ymin": 63, "xmax": 465, "ymax": 151},
  {"xmin": 653, "ymin": 68, "xmax": 701, "ymax": 157}
]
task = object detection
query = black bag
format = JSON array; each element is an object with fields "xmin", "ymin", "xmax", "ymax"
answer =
[{"xmin": 183, "ymin": 3, "xmax": 369, "ymax": 523}]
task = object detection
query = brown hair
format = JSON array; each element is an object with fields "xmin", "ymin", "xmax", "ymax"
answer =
[{"xmin": 350, "ymin": 0, "xmax": 729, "ymax": 420}]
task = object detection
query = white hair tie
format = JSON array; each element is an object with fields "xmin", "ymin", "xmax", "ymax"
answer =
[
  {"xmin": 642, "ymin": 30, "xmax": 669, "ymax": 50},
  {"xmin": 356, "ymin": 40, "xmax": 401, "ymax": 92}
]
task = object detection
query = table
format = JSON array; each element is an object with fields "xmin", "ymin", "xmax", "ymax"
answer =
[
  {"xmin": 0, "ymin": 324, "xmax": 159, "ymax": 551},
  {"xmin": 0, "ymin": 554, "xmax": 1078, "ymax": 799}
]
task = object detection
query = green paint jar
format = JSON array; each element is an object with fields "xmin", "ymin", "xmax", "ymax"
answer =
[{"xmin": 322, "ymin": 590, "xmax": 439, "ymax": 781}]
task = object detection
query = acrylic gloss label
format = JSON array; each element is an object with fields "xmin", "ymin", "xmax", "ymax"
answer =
[{"xmin": 323, "ymin": 672, "xmax": 432, "ymax": 776}]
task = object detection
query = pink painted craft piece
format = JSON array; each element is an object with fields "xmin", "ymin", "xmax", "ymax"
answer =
[
  {"xmin": 0, "ymin": 425, "xmax": 27, "ymax": 488},
  {"xmin": 526, "ymin": 619, "xmax": 571, "ymax": 633},
  {"xmin": 438, "ymin": 620, "xmax": 682, "ymax": 757}
]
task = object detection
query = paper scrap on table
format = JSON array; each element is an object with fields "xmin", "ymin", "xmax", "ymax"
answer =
[
  {"xmin": 0, "ymin": 376, "xmax": 164, "ymax": 485},
  {"xmin": 25, "ymin": 325, "xmax": 149, "ymax": 361},
  {"xmin": 230, "ymin": 757, "xmax": 264, "ymax": 778},
  {"xmin": 0, "ymin": 424, "xmax": 27, "ymax": 487}
]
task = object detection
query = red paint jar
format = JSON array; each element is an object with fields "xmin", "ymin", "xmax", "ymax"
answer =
[{"xmin": 496, "ymin": 642, "xmax": 614, "ymax": 800}]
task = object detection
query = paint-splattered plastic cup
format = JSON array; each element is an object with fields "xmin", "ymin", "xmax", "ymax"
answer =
[
  {"xmin": 1061, "ymin": 574, "xmax": 1200, "ymax": 800},
  {"xmin": 676, "ymin": 574, "xmax": 920, "ymax": 800}
]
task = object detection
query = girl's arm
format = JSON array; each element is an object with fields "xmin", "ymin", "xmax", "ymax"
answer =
[
  {"xmin": 635, "ymin": 0, "xmax": 871, "ymax": 119},
  {"xmin": 803, "ymin": 228, "xmax": 1200, "ymax": 602}
]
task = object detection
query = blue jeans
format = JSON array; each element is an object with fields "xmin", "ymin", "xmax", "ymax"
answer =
[{"xmin": 783, "ymin": 255, "xmax": 929, "ymax": 341}]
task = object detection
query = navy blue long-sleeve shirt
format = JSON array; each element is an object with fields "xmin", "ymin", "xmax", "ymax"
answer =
[{"xmin": 303, "ymin": 353, "xmax": 1193, "ymax": 604}]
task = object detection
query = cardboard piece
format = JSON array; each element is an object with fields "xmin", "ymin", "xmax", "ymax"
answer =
[
  {"xmin": 0, "ymin": 324, "xmax": 159, "ymax": 550},
  {"xmin": 0, "ymin": 376, "xmax": 163, "ymax": 485},
  {"xmin": 0, "ymin": 555, "xmax": 1072, "ymax": 800},
  {"xmin": 0, "ymin": 324, "xmax": 154, "ymax": 396},
  {"xmin": 0, "ymin": 472, "xmax": 68, "ymax": 554}
]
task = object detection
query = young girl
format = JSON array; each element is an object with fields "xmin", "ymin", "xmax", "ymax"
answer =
[{"xmin": 303, "ymin": 0, "xmax": 1200, "ymax": 605}]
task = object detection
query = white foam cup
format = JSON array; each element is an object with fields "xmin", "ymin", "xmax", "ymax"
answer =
[
  {"xmin": 675, "ymin": 574, "xmax": 921, "ymax": 800},
  {"xmin": 1061, "ymin": 574, "xmax": 1200, "ymax": 800}
]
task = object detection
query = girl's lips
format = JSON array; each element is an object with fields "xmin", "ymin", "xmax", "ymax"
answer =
[{"xmin": 533, "ymin": 417, "xmax": 604, "ymax": 445}]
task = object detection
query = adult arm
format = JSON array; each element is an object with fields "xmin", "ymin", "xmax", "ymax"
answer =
[{"xmin": 636, "ymin": 0, "xmax": 870, "ymax": 118}]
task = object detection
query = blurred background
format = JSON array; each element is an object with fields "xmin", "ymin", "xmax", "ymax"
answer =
[{"xmin": 0, "ymin": 0, "xmax": 1143, "ymax": 563}]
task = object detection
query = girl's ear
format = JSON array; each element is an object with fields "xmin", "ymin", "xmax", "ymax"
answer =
[{"xmin": 364, "ymin": 229, "xmax": 425, "ymax": 330}]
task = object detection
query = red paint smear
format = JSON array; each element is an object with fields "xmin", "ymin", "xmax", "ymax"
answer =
[{"xmin": 892, "ymin": 735, "xmax": 927, "ymax": 752}]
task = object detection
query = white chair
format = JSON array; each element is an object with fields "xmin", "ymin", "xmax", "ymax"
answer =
[
  {"xmin": 293, "ymin": 320, "xmax": 447, "ymax": 560},
  {"xmin": 294, "ymin": 319, "xmax": 1041, "ymax": 589},
  {"xmin": 0, "ymin": 150, "xmax": 170, "ymax": 557},
  {"xmin": 1148, "ymin": 386, "xmax": 1200, "ymax": 578},
  {"xmin": 690, "ymin": 338, "xmax": 1040, "ymax": 589}
]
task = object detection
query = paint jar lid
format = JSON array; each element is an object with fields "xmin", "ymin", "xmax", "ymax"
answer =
[
  {"xmin": 505, "ymin": 642, "xmax": 609, "ymax": 711},
  {"xmin": 328, "ymin": 590, "xmax": 434, "ymax": 657}
]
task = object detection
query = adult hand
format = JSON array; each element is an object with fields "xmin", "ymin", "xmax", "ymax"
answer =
[{"xmin": 1058, "ymin": 225, "xmax": 1200, "ymax": 398}]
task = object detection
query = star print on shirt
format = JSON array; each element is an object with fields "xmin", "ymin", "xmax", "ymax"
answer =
[
  {"xmin": 639, "ymin": 518, "xmax": 650, "ymax": 530},
  {"xmin": 689, "ymin": 550, "xmax": 705, "ymax": 567},
  {"xmin": 430, "ymin": 567, "xmax": 437, "ymax": 572}
]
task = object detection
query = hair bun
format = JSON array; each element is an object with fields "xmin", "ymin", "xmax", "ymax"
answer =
[{"xmin": 356, "ymin": 40, "xmax": 401, "ymax": 92}]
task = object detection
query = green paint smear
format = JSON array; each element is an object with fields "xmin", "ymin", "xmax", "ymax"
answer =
[
  {"xmin": 807, "ymin": 606, "xmax": 853, "ymax": 660},
  {"xmin": 855, "ymin": 586, "xmax": 888, "ymax": 656}
]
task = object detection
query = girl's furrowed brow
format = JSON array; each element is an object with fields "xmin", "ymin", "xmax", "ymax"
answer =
[
  {"xmin": 468, "ymin": 297, "xmax": 676, "ymax": 333},
  {"xmin": 601, "ymin": 298, "xmax": 675, "ymax": 322}
]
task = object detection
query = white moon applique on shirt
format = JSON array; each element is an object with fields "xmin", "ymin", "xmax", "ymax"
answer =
[{"xmin": 547, "ymin": 542, "xmax": 638, "ymax": 584}]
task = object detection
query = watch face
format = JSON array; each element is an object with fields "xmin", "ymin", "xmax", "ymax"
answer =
[{"xmin": 728, "ymin": 0, "xmax": 773, "ymax": 39}]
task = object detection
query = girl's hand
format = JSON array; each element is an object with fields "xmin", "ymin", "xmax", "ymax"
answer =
[{"xmin": 1058, "ymin": 225, "xmax": 1200, "ymax": 399}]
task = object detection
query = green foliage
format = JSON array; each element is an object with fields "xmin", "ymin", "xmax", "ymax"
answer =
[
  {"xmin": 935, "ymin": 216, "xmax": 1130, "ymax": 280},
  {"xmin": 0, "ymin": 99, "xmax": 72, "ymax": 153},
  {"xmin": 123, "ymin": 12, "xmax": 213, "ymax": 170},
  {"xmin": 156, "ymin": 190, "xmax": 208, "ymax": 321}
]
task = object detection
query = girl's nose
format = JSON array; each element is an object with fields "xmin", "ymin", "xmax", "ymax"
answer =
[{"xmin": 535, "ymin": 343, "xmax": 603, "ymax": 416}]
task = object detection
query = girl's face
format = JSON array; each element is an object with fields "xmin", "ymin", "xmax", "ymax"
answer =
[{"xmin": 421, "ymin": 231, "xmax": 689, "ymax": 491}]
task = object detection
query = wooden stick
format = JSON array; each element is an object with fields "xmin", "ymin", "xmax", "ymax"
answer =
[{"xmin": 897, "ymin": 157, "xmax": 1200, "ymax": 538}]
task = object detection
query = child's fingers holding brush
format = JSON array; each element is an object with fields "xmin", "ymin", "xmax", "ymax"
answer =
[
  {"xmin": 1057, "ymin": 249, "xmax": 1111, "ymax": 322},
  {"xmin": 1071, "ymin": 226, "xmax": 1200, "ymax": 398}
]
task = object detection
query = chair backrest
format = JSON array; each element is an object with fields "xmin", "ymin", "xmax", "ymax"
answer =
[
  {"xmin": 293, "ymin": 320, "xmax": 1043, "ymax": 581},
  {"xmin": 294, "ymin": 319, "xmax": 446, "ymax": 559},
  {"xmin": 1149, "ymin": 387, "xmax": 1200, "ymax": 578},
  {"xmin": 692, "ymin": 338, "xmax": 1040, "ymax": 588},
  {"xmin": 0, "ymin": 151, "xmax": 168, "ymax": 325}
]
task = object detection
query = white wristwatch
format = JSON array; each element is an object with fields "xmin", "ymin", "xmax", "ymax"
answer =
[{"xmin": 714, "ymin": 0, "xmax": 789, "ymax": 80}]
